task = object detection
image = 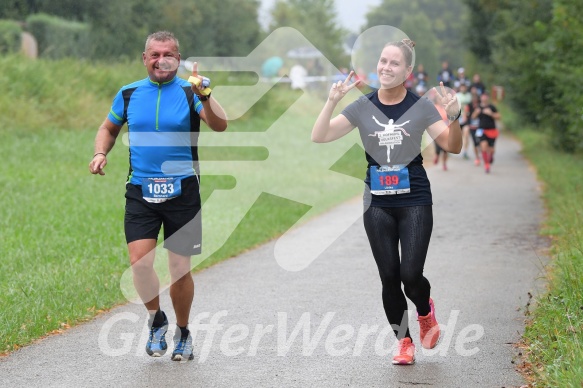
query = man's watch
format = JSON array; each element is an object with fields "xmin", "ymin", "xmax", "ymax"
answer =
[
  {"xmin": 199, "ymin": 93, "xmax": 211, "ymax": 101},
  {"xmin": 448, "ymin": 109, "xmax": 462, "ymax": 122}
]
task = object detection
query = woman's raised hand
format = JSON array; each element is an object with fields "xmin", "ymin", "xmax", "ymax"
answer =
[
  {"xmin": 435, "ymin": 81, "xmax": 460, "ymax": 117},
  {"xmin": 329, "ymin": 70, "xmax": 361, "ymax": 103}
]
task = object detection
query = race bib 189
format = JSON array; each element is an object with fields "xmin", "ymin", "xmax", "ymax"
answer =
[
  {"xmin": 142, "ymin": 177, "xmax": 181, "ymax": 202},
  {"xmin": 370, "ymin": 165, "xmax": 411, "ymax": 195}
]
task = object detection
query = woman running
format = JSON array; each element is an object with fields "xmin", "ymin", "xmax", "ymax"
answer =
[
  {"xmin": 465, "ymin": 92, "xmax": 482, "ymax": 166},
  {"xmin": 312, "ymin": 39, "xmax": 462, "ymax": 365}
]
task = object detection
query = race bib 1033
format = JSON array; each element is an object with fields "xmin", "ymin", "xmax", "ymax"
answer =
[{"xmin": 142, "ymin": 177, "xmax": 181, "ymax": 202}]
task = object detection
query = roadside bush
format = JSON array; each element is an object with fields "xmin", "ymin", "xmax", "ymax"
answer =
[
  {"xmin": 0, "ymin": 19, "xmax": 22, "ymax": 54},
  {"xmin": 26, "ymin": 13, "xmax": 90, "ymax": 59},
  {"xmin": 541, "ymin": 0, "xmax": 583, "ymax": 152}
]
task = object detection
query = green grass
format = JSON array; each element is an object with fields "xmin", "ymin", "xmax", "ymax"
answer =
[
  {"xmin": 500, "ymin": 105, "xmax": 583, "ymax": 386},
  {"xmin": 0, "ymin": 55, "xmax": 366, "ymax": 354}
]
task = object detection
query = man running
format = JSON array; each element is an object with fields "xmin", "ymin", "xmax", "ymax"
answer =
[
  {"xmin": 471, "ymin": 92, "xmax": 500, "ymax": 173},
  {"xmin": 89, "ymin": 31, "xmax": 227, "ymax": 361}
]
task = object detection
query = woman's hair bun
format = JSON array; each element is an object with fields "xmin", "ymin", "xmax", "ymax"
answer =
[{"xmin": 402, "ymin": 38, "xmax": 416, "ymax": 49}]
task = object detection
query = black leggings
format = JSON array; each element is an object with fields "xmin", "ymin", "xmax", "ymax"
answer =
[{"xmin": 363, "ymin": 205, "xmax": 433, "ymax": 340}]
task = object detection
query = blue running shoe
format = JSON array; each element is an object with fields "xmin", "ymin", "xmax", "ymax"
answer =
[
  {"xmin": 171, "ymin": 331, "xmax": 194, "ymax": 361},
  {"xmin": 145, "ymin": 315, "xmax": 168, "ymax": 357}
]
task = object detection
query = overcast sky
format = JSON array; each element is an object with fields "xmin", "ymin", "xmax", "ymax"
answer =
[{"xmin": 258, "ymin": 0, "xmax": 382, "ymax": 33}]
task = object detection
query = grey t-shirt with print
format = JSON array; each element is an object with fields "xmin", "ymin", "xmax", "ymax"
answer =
[{"xmin": 341, "ymin": 90, "xmax": 442, "ymax": 207}]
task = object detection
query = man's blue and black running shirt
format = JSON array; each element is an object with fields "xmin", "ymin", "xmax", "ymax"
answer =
[{"xmin": 107, "ymin": 76, "xmax": 204, "ymax": 185}]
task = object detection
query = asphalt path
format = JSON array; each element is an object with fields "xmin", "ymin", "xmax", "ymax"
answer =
[{"xmin": 1, "ymin": 132, "xmax": 547, "ymax": 388}]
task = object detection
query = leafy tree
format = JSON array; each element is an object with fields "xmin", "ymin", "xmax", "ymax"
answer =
[
  {"xmin": 87, "ymin": 0, "xmax": 158, "ymax": 60},
  {"xmin": 488, "ymin": 0, "xmax": 553, "ymax": 121},
  {"xmin": 268, "ymin": 0, "xmax": 349, "ymax": 68},
  {"xmin": 462, "ymin": 0, "xmax": 498, "ymax": 64},
  {"xmin": 0, "ymin": 0, "xmax": 40, "ymax": 20},
  {"xmin": 364, "ymin": 0, "xmax": 468, "ymax": 82},
  {"xmin": 399, "ymin": 13, "xmax": 441, "ymax": 81},
  {"xmin": 538, "ymin": 0, "xmax": 583, "ymax": 151},
  {"xmin": 467, "ymin": 0, "xmax": 583, "ymax": 152},
  {"xmin": 187, "ymin": 0, "xmax": 262, "ymax": 57},
  {"xmin": 269, "ymin": 0, "xmax": 298, "ymax": 31}
]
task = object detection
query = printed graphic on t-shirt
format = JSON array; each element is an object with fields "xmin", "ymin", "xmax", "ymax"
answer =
[{"xmin": 367, "ymin": 116, "xmax": 411, "ymax": 164}]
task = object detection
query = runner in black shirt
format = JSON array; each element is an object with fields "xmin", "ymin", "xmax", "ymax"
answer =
[{"xmin": 312, "ymin": 38, "xmax": 462, "ymax": 365}]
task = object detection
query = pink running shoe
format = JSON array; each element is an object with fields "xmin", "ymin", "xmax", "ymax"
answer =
[
  {"xmin": 474, "ymin": 158, "xmax": 480, "ymax": 166},
  {"xmin": 392, "ymin": 337, "xmax": 415, "ymax": 365},
  {"xmin": 418, "ymin": 298, "xmax": 440, "ymax": 349}
]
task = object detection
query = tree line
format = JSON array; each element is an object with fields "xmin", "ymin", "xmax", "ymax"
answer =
[
  {"xmin": 0, "ymin": 0, "xmax": 467, "ymax": 69},
  {"xmin": 2, "ymin": 0, "xmax": 579, "ymax": 152},
  {"xmin": 464, "ymin": 0, "xmax": 582, "ymax": 152},
  {"xmin": 0, "ymin": 0, "xmax": 263, "ymax": 59}
]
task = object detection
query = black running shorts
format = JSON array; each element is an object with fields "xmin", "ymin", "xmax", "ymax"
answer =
[
  {"xmin": 478, "ymin": 133, "xmax": 497, "ymax": 147},
  {"xmin": 124, "ymin": 175, "xmax": 202, "ymax": 256},
  {"xmin": 469, "ymin": 129, "xmax": 480, "ymax": 147}
]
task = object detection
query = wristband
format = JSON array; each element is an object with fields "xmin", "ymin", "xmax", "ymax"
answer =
[
  {"xmin": 448, "ymin": 109, "xmax": 462, "ymax": 122},
  {"xmin": 199, "ymin": 93, "xmax": 211, "ymax": 101},
  {"xmin": 93, "ymin": 152, "xmax": 106, "ymax": 158}
]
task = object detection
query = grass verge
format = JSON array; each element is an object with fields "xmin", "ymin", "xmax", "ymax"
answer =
[
  {"xmin": 0, "ymin": 55, "xmax": 366, "ymax": 354},
  {"xmin": 500, "ymin": 104, "xmax": 583, "ymax": 386}
]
